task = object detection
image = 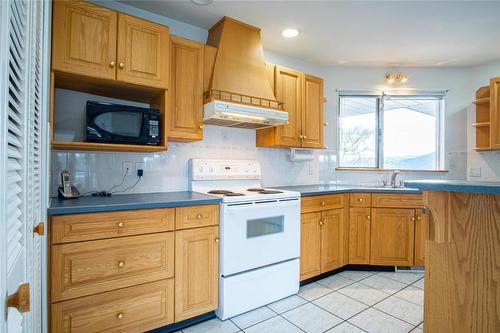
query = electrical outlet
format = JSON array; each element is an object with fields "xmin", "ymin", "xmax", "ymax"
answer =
[
  {"xmin": 469, "ymin": 167, "xmax": 481, "ymax": 177},
  {"xmin": 135, "ymin": 162, "xmax": 145, "ymax": 175},
  {"xmin": 123, "ymin": 162, "xmax": 133, "ymax": 177}
]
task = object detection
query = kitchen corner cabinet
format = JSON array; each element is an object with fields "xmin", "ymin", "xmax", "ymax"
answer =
[
  {"xmin": 168, "ymin": 36, "xmax": 204, "ymax": 141},
  {"xmin": 175, "ymin": 226, "xmax": 219, "ymax": 321},
  {"xmin": 52, "ymin": 1, "xmax": 169, "ymax": 89},
  {"xmin": 300, "ymin": 194, "xmax": 348, "ymax": 280},
  {"xmin": 256, "ymin": 65, "xmax": 324, "ymax": 148}
]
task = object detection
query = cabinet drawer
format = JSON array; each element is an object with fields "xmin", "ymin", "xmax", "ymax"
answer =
[
  {"xmin": 51, "ymin": 279, "xmax": 174, "ymax": 333},
  {"xmin": 350, "ymin": 193, "xmax": 371, "ymax": 207},
  {"xmin": 175, "ymin": 205, "xmax": 219, "ymax": 229},
  {"xmin": 51, "ymin": 208, "xmax": 175, "ymax": 244},
  {"xmin": 301, "ymin": 194, "xmax": 344, "ymax": 213},
  {"xmin": 372, "ymin": 193, "xmax": 423, "ymax": 208},
  {"xmin": 51, "ymin": 233, "xmax": 174, "ymax": 302}
]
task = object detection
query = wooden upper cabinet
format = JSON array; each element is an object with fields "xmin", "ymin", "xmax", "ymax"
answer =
[
  {"xmin": 491, "ymin": 77, "xmax": 500, "ymax": 149},
  {"xmin": 414, "ymin": 208, "xmax": 428, "ymax": 267},
  {"xmin": 117, "ymin": 14, "xmax": 169, "ymax": 89},
  {"xmin": 168, "ymin": 36, "xmax": 204, "ymax": 141},
  {"xmin": 175, "ymin": 226, "xmax": 219, "ymax": 321},
  {"xmin": 370, "ymin": 208, "xmax": 415, "ymax": 266},
  {"xmin": 300, "ymin": 212, "xmax": 322, "ymax": 280},
  {"xmin": 52, "ymin": 1, "xmax": 117, "ymax": 80},
  {"xmin": 349, "ymin": 208, "xmax": 371, "ymax": 264},
  {"xmin": 321, "ymin": 209, "xmax": 345, "ymax": 272},
  {"xmin": 302, "ymin": 74, "xmax": 324, "ymax": 148},
  {"xmin": 274, "ymin": 66, "xmax": 302, "ymax": 147}
]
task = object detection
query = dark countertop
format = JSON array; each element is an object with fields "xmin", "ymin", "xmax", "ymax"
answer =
[
  {"xmin": 48, "ymin": 191, "xmax": 222, "ymax": 215},
  {"xmin": 274, "ymin": 184, "xmax": 422, "ymax": 196},
  {"xmin": 404, "ymin": 179, "xmax": 500, "ymax": 195}
]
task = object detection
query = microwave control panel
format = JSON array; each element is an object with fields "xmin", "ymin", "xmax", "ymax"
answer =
[{"xmin": 149, "ymin": 120, "xmax": 159, "ymax": 138}]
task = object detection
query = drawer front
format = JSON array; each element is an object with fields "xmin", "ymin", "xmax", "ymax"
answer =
[
  {"xmin": 350, "ymin": 193, "xmax": 371, "ymax": 207},
  {"xmin": 51, "ymin": 233, "xmax": 174, "ymax": 302},
  {"xmin": 372, "ymin": 193, "xmax": 423, "ymax": 208},
  {"xmin": 301, "ymin": 194, "xmax": 345, "ymax": 213},
  {"xmin": 51, "ymin": 208, "xmax": 175, "ymax": 244},
  {"xmin": 51, "ymin": 279, "xmax": 174, "ymax": 333},
  {"xmin": 175, "ymin": 204, "xmax": 219, "ymax": 229}
]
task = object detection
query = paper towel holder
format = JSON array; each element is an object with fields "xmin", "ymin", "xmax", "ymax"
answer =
[{"xmin": 290, "ymin": 148, "xmax": 315, "ymax": 162}]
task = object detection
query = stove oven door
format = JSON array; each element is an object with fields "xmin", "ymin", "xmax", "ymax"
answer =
[{"xmin": 220, "ymin": 198, "xmax": 300, "ymax": 276}]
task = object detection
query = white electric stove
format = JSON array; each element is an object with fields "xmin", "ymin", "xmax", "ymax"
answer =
[{"xmin": 190, "ymin": 159, "xmax": 301, "ymax": 320}]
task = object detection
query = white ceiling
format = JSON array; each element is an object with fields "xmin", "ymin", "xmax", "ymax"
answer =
[{"xmin": 120, "ymin": 0, "xmax": 500, "ymax": 67}]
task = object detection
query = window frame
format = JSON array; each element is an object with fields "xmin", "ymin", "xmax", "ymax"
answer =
[{"xmin": 336, "ymin": 91, "xmax": 446, "ymax": 171}]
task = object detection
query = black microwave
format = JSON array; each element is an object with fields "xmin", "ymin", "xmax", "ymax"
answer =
[{"xmin": 86, "ymin": 101, "xmax": 161, "ymax": 145}]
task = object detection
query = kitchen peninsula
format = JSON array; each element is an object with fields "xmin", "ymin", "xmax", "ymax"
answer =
[{"xmin": 404, "ymin": 180, "xmax": 500, "ymax": 333}]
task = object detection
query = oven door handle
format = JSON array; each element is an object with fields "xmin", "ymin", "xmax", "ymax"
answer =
[{"xmin": 223, "ymin": 199, "xmax": 299, "ymax": 212}]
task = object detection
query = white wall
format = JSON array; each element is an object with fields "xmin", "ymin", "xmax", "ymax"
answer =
[
  {"xmin": 466, "ymin": 60, "xmax": 500, "ymax": 181},
  {"xmin": 50, "ymin": 1, "xmax": 499, "ymax": 196}
]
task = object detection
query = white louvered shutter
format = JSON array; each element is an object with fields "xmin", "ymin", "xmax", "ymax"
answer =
[{"xmin": 0, "ymin": 0, "xmax": 48, "ymax": 332}]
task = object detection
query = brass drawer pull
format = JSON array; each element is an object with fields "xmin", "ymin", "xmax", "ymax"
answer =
[
  {"xmin": 117, "ymin": 260, "xmax": 125, "ymax": 268},
  {"xmin": 367, "ymin": 215, "xmax": 371, "ymax": 220},
  {"xmin": 117, "ymin": 222, "xmax": 124, "ymax": 228},
  {"xmin": 117, "ymin": 312, "xmax": 124, "ymax": 319},
  {"xmin": 215, "ymin": 238, "xmax": 220, "ymax": 243},
  {"xmin": 118, "ymin": 62, "xmax": 125, "ymax": 69},
  {"xmin": 196, "ymin": 213, "xmax": 202, "ymax": 219},
  {"xmin": 358, "ymin": 198, "xmax": 364, "ymax": 202},
  {"xmin": 199, "ymin": 125, "xmax": 204, "ymax": 129},
  {"xmin": 320, "ymin": 201, "xmax": 326, "ymax": 206},
  {"xmin": 109, "ymin": 60, "xmax": 116, "ymax": 68}
]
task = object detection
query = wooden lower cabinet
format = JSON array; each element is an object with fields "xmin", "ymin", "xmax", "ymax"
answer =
[
  {"xmin": 51, "ymin": 279, "xmax": 174, "ymax": 333},
  {"xmin": 300, "ymin": 212, "xmax": 322, "ymax": 280},
  {"xmin": 348, "ymin": 208, "xmax": 371, "ymax": 264},
  {"xmin": 370, "ymin": 208, "xmax": 415, "ymax": 266},
  {"xmin": 414, "ymin": 207, "xmax": 428, "ymax": 266},
  {"xmin": 175, "ymin": 226, "xmax": 219, "ymax": 321},
  {"xmin": 300, "ymin": 209, "xmax": 346, "ymax": 280}
]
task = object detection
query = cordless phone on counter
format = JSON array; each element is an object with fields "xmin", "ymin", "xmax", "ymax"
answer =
[{"xmin": 58, "ymin": 170, "xmax": 80, "ymax": 199}]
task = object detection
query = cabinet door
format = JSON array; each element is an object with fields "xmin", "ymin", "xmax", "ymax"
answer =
[
  {"xmin": 300, "ymin": 212, "xmax": 321, "ymax": 280},
  {"xmin": 52, "ymin": 1, "xmax": 117, "ymax": 80},
  {"xmin": 117, "ymin": 14, "xmax": 169, "ymax": 88},
  {"xmin": 349, "ymin": 208, "xmax": 371, "ymax": 264},
  {"xmin": 168, "ymin": 36, "xmax": 204, "ymax": 141},
  {"xmin": 274, "ymin": 66, "xmax": 302, "ymax": 147},
  {"xmin": 175, "ymin": 226, "xmax": 218, "ymax": 321},
  {"xmin": 370, "ymin": 208, "xmax": 415, "ymax": 266},
  {"xmin": 301, "ymin": 74, "xmax": 324, "ymax": 148},
  {"xmin": 320, "ymin": 209, "xmax": 345, "ymax": 272},
  {"xmin": 414, "ymin": 208, "xmax": 428, "ymax": 266},
  {"xmin": 491, "ymin": 77, "xmax": 500, "ymax": 149}
]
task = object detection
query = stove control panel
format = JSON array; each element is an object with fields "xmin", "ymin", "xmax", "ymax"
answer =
[{"xmin": 190, "ymin": 159, "xmax": 261, "ymax": 180}]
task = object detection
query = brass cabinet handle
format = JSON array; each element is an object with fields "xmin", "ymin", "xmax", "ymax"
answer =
[
  {"xmin": 303, "ymin": 135, "xmax": 308, "ymax": 139},
  {"xmin": 117, "ymin": 260, "xmax": 125, "ymax": 268},
  {"xmin": 196, "ymin": 213, "xmax": 202, "ymax": 219},
  {"xmin": 117, "ymin": 312, "xmax": 124, "ymax": 319},
  {"xmin": 320, "ymin": 201, "xmax": 326, "ymax": 206},
  {"xmin": 118, "ymin": 62, "xmax": 125, "ymax": 69},
  {"xmin": 199, "ymin": 125, "xmax": 203, "ymax": 129},
  {"xmin": 319, "ymin": 220, "xmax": 324, "ymax": 226},
  {"xmin": 417, "ymin": 216, "xmax": 422, "ymax": 222},
  {"xmin": 109, "ymin": 60, "xmax": 116, "ymax": 68},
  {"xmin": 358, "ymin": 198, "xmax": 364, "ymax": 202},
  {"xmin": 215, "ymin": 238, "xmax": 220, "ymax": 243},
  {"xmin": 33, "ymin": 222, "xmax": 44, "ymax": 236},
  {"xmin": 299, "ymin": 135, "xmax": 304, "ymax": 139},
  {"xmin": 411, "ymin": 216, "xmax": 416, "ymax": 222},
  {"xmin": 7, "ymin": 283, "xmax": 30, "ymax": 313},
  {"xmin": 323, "ymin": 219, "xmax": 328, "ymax": 225},
  {"xmin": 367, "ymin": 215, "xmax": 371, "ymax": 220},
  {"xmin": 117, "ymin": 222, "xmax": 125, "ymax": 228}
]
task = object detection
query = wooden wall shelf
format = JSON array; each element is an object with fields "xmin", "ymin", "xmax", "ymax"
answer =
[{"xmin": 51, "ymin": 141, "xmax": 167, "ymax": 152}]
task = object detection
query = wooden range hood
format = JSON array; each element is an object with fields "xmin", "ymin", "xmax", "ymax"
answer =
[{"xmin": 205, "ymin": 17, "xmax": 282, "ymax": 111}]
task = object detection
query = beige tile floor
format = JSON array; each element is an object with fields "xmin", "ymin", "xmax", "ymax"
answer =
[{"xmin": 180, "ymin": 270, "xmax": 424, "ymax": 333}]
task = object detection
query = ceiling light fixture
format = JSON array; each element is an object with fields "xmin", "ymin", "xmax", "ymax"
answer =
[
  {"xmin": 191, "ymin": 0, "xmax": 213, "ymax": 5},
  {"xmin": 385, "ymin": 72, "xmax": 408, "ymax": 84},
  {"xmin": 282, "ymin": 28, "xmax": 299, "ymax": 39}
]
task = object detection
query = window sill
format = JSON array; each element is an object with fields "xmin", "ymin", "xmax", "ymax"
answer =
[{"xmin": 335, "ymin": 167, "xmax": 449, "ymax": 173}]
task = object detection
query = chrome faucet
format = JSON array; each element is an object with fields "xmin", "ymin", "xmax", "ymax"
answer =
[{"xmin": 390, "ymin": 170, "xmax": 400, "ymax": 188}]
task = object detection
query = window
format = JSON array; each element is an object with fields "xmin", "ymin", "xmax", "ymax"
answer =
[{"xmin": 338, "ymin": 93, "xmax": 444, "ymax": 170}]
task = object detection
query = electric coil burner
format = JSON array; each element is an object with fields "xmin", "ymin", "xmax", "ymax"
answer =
[{"xmin": 189, "ymin": 159, "xmax": 300, "ymax": 320}]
